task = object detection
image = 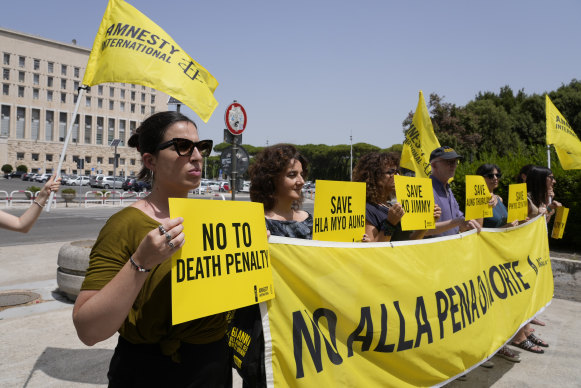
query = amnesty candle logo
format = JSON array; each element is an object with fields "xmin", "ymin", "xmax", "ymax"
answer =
[{"xmin": 83, "ymin": 0, "xmax": 219, "ymax": 122}]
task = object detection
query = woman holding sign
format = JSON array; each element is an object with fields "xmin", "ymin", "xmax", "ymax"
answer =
[
  {"xmin": 353, "ymin": 152, "xmax": 440, "ymax": 242},
  {"xmin": 72, "ymin": 111, "xmax": 231, "ymax": 387},
  {"xmin": 527, "ymin": 166, "xmax": 562, "ymax": 223},
  {"xmin": 476, "ymin": 164, "xmax": 519, "ymax": 229}
]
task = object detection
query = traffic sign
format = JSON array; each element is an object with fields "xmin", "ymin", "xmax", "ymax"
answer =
[
  {"xmin": 220, "ymin": 145, "xmax": 250, "ymax": 175},
  {"xmin": 225, "ymin": 101, "xmax": 247, "ymax": 135}
]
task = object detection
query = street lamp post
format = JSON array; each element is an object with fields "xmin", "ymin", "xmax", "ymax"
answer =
[{"xmin": 110, "ymin": 138, "xmax": 121, "ymax": 189}]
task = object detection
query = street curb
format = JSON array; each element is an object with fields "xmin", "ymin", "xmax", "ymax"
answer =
[{"xmin": 551, "ymin": 256, "xmax": 581, "ymax": 275}]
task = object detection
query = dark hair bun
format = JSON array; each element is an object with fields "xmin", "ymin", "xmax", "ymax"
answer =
[{"xmin": 128, "ymin": 133, "xmax": 139, "ymax": 148}]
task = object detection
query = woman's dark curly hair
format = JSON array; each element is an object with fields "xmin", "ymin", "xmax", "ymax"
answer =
[
  {"xmin": 127, "ymin": 111, "xmax": 196, "ymax": 182},
  {"xmin": 249, "ymin": 144, "xmax": 309, "ymax": 211},
  {"xmin": 352, "ymin": 152, "xmax": 400, "ymax": 204}
]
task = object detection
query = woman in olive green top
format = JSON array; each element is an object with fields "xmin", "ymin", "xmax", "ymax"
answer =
[{"xmin": 73, "ymin": 111, "xmax": 230, "ymax": 387}]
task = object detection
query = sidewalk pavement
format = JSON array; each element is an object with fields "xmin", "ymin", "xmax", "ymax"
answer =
[{"xmin": 0, "ymin": 241, "xmax": 579, "ymax": 387}]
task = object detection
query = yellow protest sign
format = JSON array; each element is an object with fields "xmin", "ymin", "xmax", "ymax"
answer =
[
  {"xmin": 465, "ymin": 175, "xmax": 493, "ymax": 220},
  {"xmin": 551, "ymin": 206, "xmax": 569, "ymax": 239},
  {"xmin": 507, "ymin": 183, "xmax": 528, "ymax": 223},
  {"xmin": 313, "ymin": 180, "xmax": 366, "ymax": 242},
  {"xmin": 393, "ymin": 175, "xmax": 435, "ymax": 231},
  {"xmin": 169, "ymin": 198, "xmax": 273, "ymax": 325}
]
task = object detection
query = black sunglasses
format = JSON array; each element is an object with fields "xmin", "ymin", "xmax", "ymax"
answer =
[
  {"xmin": 383, "ymin": 168, "xmax": 399, "ymax": 176},
  {"xmin": 484, "ymin": 173, "xmax": 502, "ymax": 179},
  {"xmin": 156, "ymin": 138, "xmax": 213, "ymax": 157}
]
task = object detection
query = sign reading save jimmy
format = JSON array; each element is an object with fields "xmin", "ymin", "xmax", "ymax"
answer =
[
  {"xmin": 169, "ymin": 199, "xmax": 273, "ymax": 325},
  {"xmin": 393, "ymin": 175, "xmax": 436, "ymax": 231},
  {"xmin": 313, "ymin": 180, "xmax": 366, "ymax": 242}
]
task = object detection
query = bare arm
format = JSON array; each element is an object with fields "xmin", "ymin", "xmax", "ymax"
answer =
[
  {"xmin": 73, "ymin": 217, "xmax": 184, "ymax": 346},
  {"xmin": 0, "ymin": 176, "xmax": 60, "ymax": 233}
]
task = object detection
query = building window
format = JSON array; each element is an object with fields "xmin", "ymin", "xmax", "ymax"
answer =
[
  {"xmin": 47, "ymin": 76, "xmax": 53, "ymax": 88},
  {"xmin": 72, "ymin": 115, "xmax": 79, "ymax": 142},
  {"xmin": 33, "ymin": 88, "xmax": 39, "ymax": 99},
  {"xmin": 85, "ymin": 156, "xmax": 91, "ymax": 163},
  {"xmin": 151, "ymin": 106, "xmax": 155, "ymax": 114},
  {"xmin": 109, "ymin": 87, "xmax": 115, "ymax": 98},
  {"xmin": 98, "ymin": 98, "xmax": 103, "ymax": 108},
  {"xmin": 120, "ymin": 89, "xmax": 125, "ymax": 99},
  {"xmin": 61, "ymin": 78, "xmax": 66, "ymax": 89},
  {"xmin": 130, "ymin": 158, "xmax": 136, "ymax": 166},
  {"xmin": 31, "ymin": 109, "xmax": 40, "ymax": 139},
  {"xmin": 120, "ymin": 101, "xmax": 125, "ymax": 112},
  {"xmin": 32, "ymin": 153, "xmax": 39, "ymax": 161},
  {"xmin": 109, "ymin": 100, "xmax": 114, "ymax": 110},
  {"xmin": 151, "ymin": 95, "xmax": 156, "ymax": 104},
  {"xmin": 119, "ymin": 119, "xmax": 126, "ymax": 146},
  {"xmin": 74, "ymin": 81, "xmax": 79, "ymax": 91},
  {"xmin": 84, "ymin": 116, "xmax": 92, "ymax": 144},
  {"xmin": 108, "ymin": 157, "xmax": 115, "ymax": 164},
  {"xmin": 97, "ymin": 157, "xmax": 103, "ymax": 164},
  {"xmin": 47, "ymin": 62, "xmax": 54, "ymax": 73},
  {"xmin": 74, "ymin": 67, "xmax": 80, "ymax": 78},
  {"xmin": 33, "ymin": 73, "xmax": 40, "ymax": 85},
  {"xmin": 141, "ymin": 93, "xmax": 145, "ymax": 103},
  {"xmin": 3, "ymin": 53, "xmax": 9, "ymax": 65},
  {"xmin": 130, "ymin": 103, "xmax": 135, "ymax": 113},
  {"xmin": 33, "ymin": 59, "xmax": 40, "ymax": 70},
  {"xmin": 1, "ymin": 105, "xmax": 10, "ymax": 137},
  {"xmin": 96, "ymin": 117, "xmax": 104, "ymax": 145},
  {"xmin": 86, "ymin": 97, "xmax": 91, "ymax": 107},
  {"xmin": 17, "ymin": 152, "xmax": 25, "ymax": 160},
  {"xmin": 131, "ymin": 84, "xmax": 135, "ymax": 89},
  {"xmin": 46, "ymin": 154, "xmax": 53, "ymax": 162},
  {"xmin": 47, "ymin": 90, "xmax": 53, "ymax": 101},
  {"xmin": 19, "ymin": 71, "xmax": 25, "ymax": 82},
  {"xmin": 61, "ymin": 64, "xmax": 67, "ymax": 76},
  {"xmin": 98, "ymin": 85, "xmax": 103, "ymax": 96},
  {"xmin": 16, "ymin": 107, "xmax": 26, "ymax": 139},
  {"xmin": 108, "ymin": 118, "xmax": 115, "ymax": 143},
  {"xmin": 2, "ymin": 68, "xmax": 9, "ymax": 80},
  {"xmin": 45, "ymin": 110, "xmax": 54, "ymax": 141},
  {"xmin": 140, "ymin": 105, "xmax": 145, "ymax": 114},
  {"xmin": 130, "ymin": 91, "xmax": 136, "ymax": 101},
  {"xmin": 59, "ymin": 112, "xmax": 67, "ymax": 141},
  {"xmin": 19, "ymin": 56, "xmax": 25, "ymax": 68},
  {"xmin": 2, "ymin": 84, "xmax": 8, "ymax": 96},
  {"xmin": 18, "ymin": 86, "xmax": 25, "ymax": 97},
  {"xmin": 60, "ymin": 92, "xmax": 66, "ymax": 103}
]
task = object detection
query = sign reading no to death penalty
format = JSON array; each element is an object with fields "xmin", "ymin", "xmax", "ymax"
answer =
[
  {"xmin": 507, "ymin": 183, "xmax": 528, "ymax": 223},
  {"xmin": 169, "ymin": 198, "xmax": 273, "ymax": 325},
  {"xmin": 393, "ymin": 175, "xmax": 436, "ymax": 231},
  {"xmin": 464, "ymin": 175, "xmax": 493, "ymax": 220},
  {"xmin": 313, "ymin": 180, "xmax": 366, "ymax": 242}
]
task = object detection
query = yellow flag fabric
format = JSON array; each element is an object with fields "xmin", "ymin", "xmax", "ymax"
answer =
[
  {"xmin": 551, "ymin": 206, "xmax": 569, "ymax": 239},
  {"xmin": 400, "ymin": 91, "xmax": 441, "ymax": 178},
  {"xmin": 83, "ymin": 0, "xmax": 218, "ymax": 122},
  {"xmin": 546, "ymin": 95, "xmax": 581, "ymax": 169},
  {"xmin": 263, "ymin": 217, "xmax": 552, "ymax": 387}
]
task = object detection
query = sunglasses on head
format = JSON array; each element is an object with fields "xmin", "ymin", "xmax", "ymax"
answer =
[
  {"xmin": 484, "ymin": 173, "xmax": 502, "ymax": 179},
  {"xmin": 156, "ymin": 138, "xmax": 213, "ymax": 157}
]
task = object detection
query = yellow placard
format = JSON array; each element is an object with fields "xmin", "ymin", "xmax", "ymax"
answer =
[
  {"xmin": 507, "ymin": 183, "xmax": 528, "ymax": 222},
  {"xmin": 312, "ymin": 180, "xmax": 366, "ymax": 242},
  {"xmin": 393, "ymin": 175, "xmax": 435, "ymax": 231},
  {"xmin": 169, "ymin": 198, "xmax": 273, "ymax": 325},
  {"xmin": 465, "ymin": 175, "xmax": 493, "ymax": 220},
  {"xmin": 551, "ymin": 206, "xmax": 569, "ymax": 239}
]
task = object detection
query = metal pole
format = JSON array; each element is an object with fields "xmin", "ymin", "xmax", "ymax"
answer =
[
  {"xmin": 350, "ymin": 132, "xmax": 353, "ymax": 181},
  {"xmin": 113, "ymin": 143, "xmax": 118, "ymax": 189},
  {"xmin": 231, "ymin": 140, "xmax": 237, "ymax": 201},
  {"xmin": 547, "ymin": 145, "xmax": 551, "ymax": 169}
]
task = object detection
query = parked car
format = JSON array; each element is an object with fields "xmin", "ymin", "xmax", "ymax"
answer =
[
  {"xmin": 134, "ymin": 180, "xmax": 151, "ymax": 192},
  {"xmin": 23, "ymin": 173, "xmax": 38, "ymax": 181},
  {"xmin": 122, "ymin": 177, "xmax": 136, "ymax": 191},
  {"xmin": 208, "ymin": 181, "xmax": 220, "ymax": 192},
  {"xmin": 240, "ymin": 181, "xmax": 250, "ymax": 193},
  {"xmin": 63, "ymin": 175, "xmax": 77, "ymax": 185},
  {"xmin": 193, "ymin": 180, "xmax": 209, "ymax": 194},
  {"xmin": 90, "ymin": 174, "xmax": 105, "ymax": 188},
  {"xmin": 219, "ymin": 181, "xmax": 230, "ymax": 192},
  {"xmin": 97, "ymin": 176, "xmax": 125, "ymax": 189},
  {"xmin": 69, "ymin": 176, "xmax": 90, "ymax": 186},
  {"xmin": 36, "ymin": 173, "xmax": 52, "ymax": 183},
  {"xmin": 9, "ymin": 171, "xmax": 26, "ymax": 179}
]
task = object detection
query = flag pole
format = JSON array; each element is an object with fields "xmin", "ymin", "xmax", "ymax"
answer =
[
  {"xmin": 547, "ymin": 145, "xmax": 551, "ymax": 169},
  {"xmin": 46, "ymin": 86, "xmax": 87, "ymax": 212}
]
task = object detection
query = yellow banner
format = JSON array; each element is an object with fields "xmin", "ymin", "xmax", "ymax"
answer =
[
  {"xmin": 83, "ymin": 0, "xmax": 218, "ymax": 122},
  {"xmin": 507, "ymin": 183, "xmax": 528, "ymax": 223},
  {"xmin": 465, "ymin": 175, "xmax": 492, "ymax": 220},
  {"xmin": 312, "ymin": 180, "xmax": 366, "ymax": 242},
  {"xmin": 264, "ymin": 217, "xmax": 552, "ymax": 387},
  {"xmin": 393, "ymin": 175, "xmax": 435, "ymax": 231},
  {"xmin": 551, "ymin": 206, "xmax": 569, "ymax": 239},
  {"xmin": 400, "ymin": 91, "xmax": 441, "ymax": 178},
  {"xmin": 169, "ymin": 199, "xmax": 273, "ymax": 325},
  {"xmin": 546, "ymin": 95, "xmax": 581, "ymax": 169}
]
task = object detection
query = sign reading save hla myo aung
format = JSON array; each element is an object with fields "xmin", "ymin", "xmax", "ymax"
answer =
[
  {"xmin": 313, "ymin": 180, "xmax": 366, "ymax": 242},
  {"xmin": 169, "ymin": 198, "xmax": 273, "ymax": 325},
  {"xmin": 393, "ymin": 175, "xmax": 435, "ymax": 231},
  {"xmin": 464, "ymin": 175, "xmax": 493, "ymax": 220}
]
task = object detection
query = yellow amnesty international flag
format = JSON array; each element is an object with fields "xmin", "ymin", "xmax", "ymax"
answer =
[
  {"xmin": 464, "ymin": 175, "xmax": 493, "ymax": 220},
  {"xmin": 507, "ymin": 183, "xmax": 528, "ymax": 223},
  {"xmin": 263, "ymin": 217, "xmax": 552, "ymax": 387},
  {"xmin": 312, "ymin": 180, "xmax": 366, "ymax": 242},
  {"xmin": 83, "ymin": 0, "xmax": 219, "ymax": 122},
  {"xmin": 393, "ymin": 175, "xmax": 435, "ymax": 231},
  {"xmin": 546, "ymin": 95, "xmax": 581, "ymax": 169},
  {"xmin": 169, "ymin": 199, "xmax": 273, "ymax": 325},
  {"xmin": 400, "ymin": 91, "xmax": 441, "ymax": 178}
]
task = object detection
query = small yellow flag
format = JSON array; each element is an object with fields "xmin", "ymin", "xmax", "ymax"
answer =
[
  {"xmin": 551, "ymin": 206, "xmax": 569, "ymax": 239},
  {"xmin": 83, "ymin": 0, "xmax": 218, "ymax": 122},
  {"xmin": 400, "ymin": 91, "xmax": 441, "ymax": 178},
  {"xmin": 546, "ymin": 95, "xmax": 581, "ymax": 169},
  {"xmin": 465, "ymin": 175, "xmax": 493, "ymax": 220}
]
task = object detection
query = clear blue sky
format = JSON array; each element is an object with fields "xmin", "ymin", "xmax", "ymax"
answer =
[{"xmin": 2, "ymin": 0, "xmax": 580, "ymax": 149}]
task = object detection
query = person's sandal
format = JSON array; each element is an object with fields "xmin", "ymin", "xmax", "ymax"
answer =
[
  {"xmin": 512, "ymin": 339, "xmax": 544, "ymax": 354},
  {"xmin": 527, "ymin": 333, "xmax": 549, "ymax": 347},
  {"xmin": 496, "ymin": 346, "xmax": 521, "ymax": 362}
]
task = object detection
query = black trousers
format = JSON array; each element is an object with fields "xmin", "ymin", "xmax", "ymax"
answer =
[{"xmin": 108, "ymin": 336, "xmax": 232, "ymax": 388}]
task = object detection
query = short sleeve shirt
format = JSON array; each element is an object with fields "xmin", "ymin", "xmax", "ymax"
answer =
[{"xmin": 430, "ymin": 175, "xmax": 463, "ymax": 237}]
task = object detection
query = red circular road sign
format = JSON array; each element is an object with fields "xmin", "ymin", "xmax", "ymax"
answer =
[{"xmin": 225, "ymin": 102, "xmax": 247, "ymax": 135}]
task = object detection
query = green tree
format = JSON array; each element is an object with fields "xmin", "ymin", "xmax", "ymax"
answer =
[
  {"xmin": 2, "ymin": 164, "xmax": 13, "ymax": 174},
  {"xmin": 16, "ymin": 165, "xmax": 28, "ymax": 172}
]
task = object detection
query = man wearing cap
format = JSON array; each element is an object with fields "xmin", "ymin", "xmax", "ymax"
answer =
[{"xmin": 426, "ymin": 146, "xmax": 481, "ymax": 237}]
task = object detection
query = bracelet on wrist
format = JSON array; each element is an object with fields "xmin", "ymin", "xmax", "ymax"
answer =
[
  {"xmin": 33, "ymin": 199, "xmax": 45, "ymax": 208},
  {"xmin": 129, "ymin": 256, "xmax": 151, "ymax": 273}
]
